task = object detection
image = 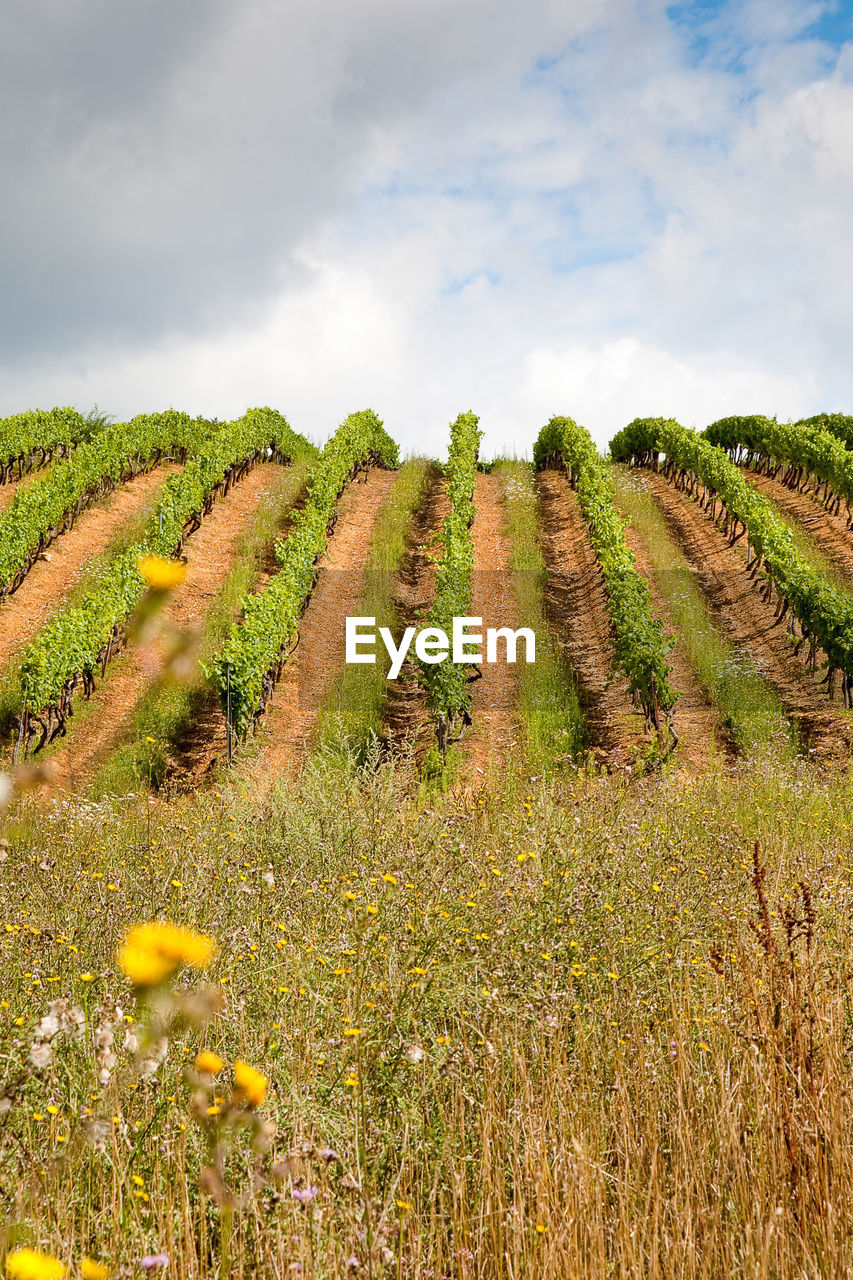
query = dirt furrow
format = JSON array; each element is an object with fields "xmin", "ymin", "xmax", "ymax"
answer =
[
  {"xmin": 463, "ymin": 472, "xmax": 521, "ymax": 773},
  {"xmin": 537, "ymin": 470, "xmax": 646, "ymax": 768},
  {"xmin": 383, "ymin": 466, "xmax": 449, "ymax": 757},
  {"xmin": 45, "ymin": 463, "xmax": 285, "ymax": 793},
  {"xmin": 740, "ymin": 467, "xmax": 853, "ymax": 583},
  {"xmin": 252, "ymin": 467, "xmax": 398, "ymax": 781},
  {"xmin": 0, "ymin": 465, "xmax": 179, "ymax": 671},
  {"xmin": 640, "ymin": 468, "xmax": 853, "ymax": 762},
  {"xmin": 619, "ymin": 520, "xmax": 732, "ymax": 768}
]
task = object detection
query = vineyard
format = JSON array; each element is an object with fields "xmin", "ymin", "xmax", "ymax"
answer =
[
  {"xmin": 0, "ymin": 402, "xmax": 851, "ymax": 786},
  {"xmin": 4, "ymin": 402, "xmax": 853, "ymax": 1278}
]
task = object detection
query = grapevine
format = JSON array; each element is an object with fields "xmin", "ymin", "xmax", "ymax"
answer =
[
  {"xmin": 611, "ymin": 417, "xmax": 853, "ymax": 707},
  {"xmin": 0, "ymin": 406, "xmax": 94, "ymax": 484},
  {"xmin": 534, "ymin": 415, "xmax": 676, "ymax": 734},
  {"xmin": 0, "ymin": 409, "xmax": 209, "ymax": 598},
  {"xmin": 212, "ymin": 409, "xmax": 399, "ymax": 739},
  {"xmin": 15, "ymin": 409, "xmax": 312, "ymax": 756},
  {"xmin": 704, "ymin": 415, "xmax": 853, "ymax": 525},
  {"xmin": 415, "ymin": 411, "xmax": 481, "ymax": 754}
]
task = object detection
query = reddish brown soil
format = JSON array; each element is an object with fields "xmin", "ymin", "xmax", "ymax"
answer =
[
  {"xmin": 641, "ymin": 468, "xmax": 853, "ymax": 763},
  {"xmin": 740, "ymin": 468, "xmax": 853, "ymax": 583},
  {"xmin": 383, "ymin": 467, "xmax": 449, "ymax": 758},
  {"xmin": 0, "ymin": 467, "xmax": 47, "ymax": 513},
  {"xmin": 619, "ymin": 518, "xmax": 733, "ymax": 768},
  {"xmin": 45, "ymin": 464, "xmax": 284, "ymax": 793},
  {"xmin": 463, "ymin": 472, "xmax": 521, "ymax": 774},
  {"xmin": 0, "ymin": 466, "xmax": 179, "ymax": 671},
  {"xmin": 537, "ymin": 470, "xmax": 647, "ymax": 767},
  {"xmin": 251, "ymin": 467, "xmax": 398, "ymax": 784}
]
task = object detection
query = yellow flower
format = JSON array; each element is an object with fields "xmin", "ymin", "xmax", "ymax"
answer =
[
  {"xmin": 5, "ymin": 1250, "xmax": 66, "ymax": 1280},
  {"xmin": 117, "ymin": 921, "xmax": 215, "ymax": 987},
  {"xmin": 116, "ymin": 946, "xmax": 174, "ymax": 987},
  {"xmin": 195, "ymin": 1050, "xmax": 224, "ymax": 1076},
  {"xmin": 138, "ymin": 555, "xmax": 187, "ymax": 591},
  {"xmin": 233, "ymin": 1060, "xmax": 268, "ymax": 1107},
  {"xmin": 343, "ymin": 1028, "xmax": 362, "ymax": 1037},
  {"xmin": 81, "ymin": 1262, "xmax": 110, "ymax": 1280}
]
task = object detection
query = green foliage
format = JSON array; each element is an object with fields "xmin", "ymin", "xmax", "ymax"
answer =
[
  {"xmin": 705, "ymin": 414, "xmax": 853, "ymax": 510},
  {"xmin": 415, "ymin": 412, "xmax": 481, "ymax": 735},
  {"xmin": 798, "ymin": 412, "xmax": 853, "ymax": 450},
  {"xmin": 0, "ymin": 409, "xmax": 207, "ymax": 596},
  {"xmin": 0, "ymin": 406, "xmax": 93, "ymax": 482},
  {"xmin": 16, "ymin": 409, "xmax": 312, "ymax": 733},
  {"xmin": 534, "ymin": 415, "xmax": 675, "ymax": 724},
  {"xmin": 213, "ymin": 409, "xmax": 399, "ymax": 737},
  {"xmin": 611, "ymin": 417, "xmax": 853, "ymax": 690}
]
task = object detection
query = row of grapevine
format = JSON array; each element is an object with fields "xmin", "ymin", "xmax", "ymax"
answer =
[
  {"xmin": 610, "ymin": 418, "xmax": 853, "ymax": 705},
  {"xmin": 0, "ymin": 406, "xmax": 95, "ymax": 484},
  {"xmin": 212, "ymin": 409, "xmax": 399, "ymax": 739},
  {"xmin": 415, "ymin": 411, "xmax": 482, "ymax": 754},
  {"xmin": 0, "ymin": 409, "xmax": 213, "ymax": 599},
  {"xmin": 801, "ymin": 413, "xmax": 853, "ymax": 450},
  {"xmin": 15, "ymin": 409, "xmax": 312, "ymax": 757},
  {"xmin": 704, "ymin": 415, "xmax": 853, "ymax": 523},
  {"xmin": 534, "ymin": 415, "xmax": 676, "ymax": 731}
]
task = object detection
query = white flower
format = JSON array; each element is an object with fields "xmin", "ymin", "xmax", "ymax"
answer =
[
  {"xmin": 29, "ymin": 1041, "xmax": 53, "ymax": 1069},
  {"xmin": 34, "ymin": 1013, "xmax": 59, "ymax": 1040}
]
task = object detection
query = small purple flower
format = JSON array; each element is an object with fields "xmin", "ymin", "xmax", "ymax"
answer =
[
  {"xmin": 292, "ymin": 1185, "xmax": 319, "ymax": 1206},
  {"xmin": 140, "ymin": 1256, "xmax": 170, "ymax": 1271}
]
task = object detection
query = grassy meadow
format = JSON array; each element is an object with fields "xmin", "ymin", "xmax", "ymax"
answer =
[{"xmin": 2, "ymin": 749, "xmax": 853, "ymax": 1278}]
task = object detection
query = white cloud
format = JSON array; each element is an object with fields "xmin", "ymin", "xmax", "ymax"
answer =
[{"xmin": 1, "ymin": 0, "xmax": 852, "ymax": 456}]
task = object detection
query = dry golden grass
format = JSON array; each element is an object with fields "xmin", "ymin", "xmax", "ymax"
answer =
[{"xmin": 1, "ymin": 751, "xmax": 852, "ymax": 1277}]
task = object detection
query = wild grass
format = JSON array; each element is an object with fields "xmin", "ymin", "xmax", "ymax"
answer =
[
  {"xmin": 497, "ymin": 461, "xmax": 586, "ymax": 772},
  {"xmin": 2, "ymin": 753, "xmax": 853, "ymax": 1276},
  {"xmin": 611, "ymin": 464, "xmax": 797, "ymax": 758}
]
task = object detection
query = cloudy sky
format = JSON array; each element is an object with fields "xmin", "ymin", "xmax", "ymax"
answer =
[{"xmin": 1, "ymin": 0, "xmax": 851, "ymax": 455}]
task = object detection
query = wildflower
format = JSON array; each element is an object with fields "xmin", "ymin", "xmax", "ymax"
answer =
[
  {"xmin": 80, "ymin": 1262, "xmax": 110, "ymax": 1280},
  {"xmin": 139, "ymin": 1258, "xmax": 169, "ymax": 1272},
  {"xmin": 139, "ymin": 1036, "xmax": 169, "ymax": 1081},
  {"xmin": 396, "ymin": 1199, "xmax": 413, "ymax": 1212},
  {"xmin": 381, "ymin": 873, "xmax": 398, "ymax": 885},
  {"xmin": 138, "ymin": 556, "xmax": 187, "ymax": 591},
  {"xmin": 5, "ymin": 1250, "xmax": 66, "ymax": 1280},
  {"xmin": 117, "ymin": 922, "xmax": 215, "ymax": 987},
  {"xmin": 28, "ymin": 1042, "xmax": 52, "ymax": 1069},
  {"xmin": 195, "ymin": 1050, "xmax": 224, "ymax": 1075},
  {"xmin": 233, "ymin": 1060, "xmax": 268, "ymax": 1107},
  {"xmin": 292, "ymin": 1185, "xmax": 318, "ymax": 1205},
  {"xmin": 343, "ymin": 1028, "xmax": 362, "ymax": 1038}
]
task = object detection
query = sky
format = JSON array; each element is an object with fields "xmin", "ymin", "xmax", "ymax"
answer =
[{"xmin": 1, "ymin": 0, "xmax": 852, "ymax": 456}]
